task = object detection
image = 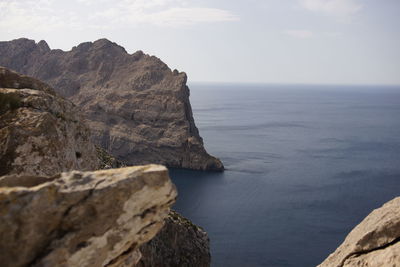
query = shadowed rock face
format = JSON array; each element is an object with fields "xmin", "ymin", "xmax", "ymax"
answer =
[
  {"xmin": 0, "ymin": 38, "xmax": 224, "ymax": 171},
  {"xmin": 318, "ymin": 197, "xmax": 400, "ymax": 267},
  {"xmin": 138, "ymin": 210, "xmax": 211, "ymax": 267},
  {"xmin": 0, "ymin": 67, "xmax": 100, "ymax": 176},
  {"xmin": 0, "ymin": 165, "xmax": 177, "ymax": 267}
]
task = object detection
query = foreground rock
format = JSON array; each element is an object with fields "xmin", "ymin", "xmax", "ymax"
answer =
[
  {"xmin": 0, "ymin": 38, "xmax": 224, "ymax": 171},
  {"xmin": 0, "ymin": 165, "xmax": 177, "ymax": 267},
  {"xmin": 0, "ymin": 67, "xmax": 100, "ymax": 176},
  {"xmin": 138, "ymin": 210, "xmax": 211, "ymax": 267},
  {"xmin": 318, "ymin": 197, "xmax": 400, "ymax": 267}
]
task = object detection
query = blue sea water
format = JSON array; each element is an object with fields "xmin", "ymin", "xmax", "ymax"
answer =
[{"xmin": 169, "ymin": 83, "xmax": 400, "ymax": 267}]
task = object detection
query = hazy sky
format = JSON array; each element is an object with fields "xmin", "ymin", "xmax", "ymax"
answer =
[{"xmin": 0, "ymin": 0, "xmax": 399, "ymax": 85}]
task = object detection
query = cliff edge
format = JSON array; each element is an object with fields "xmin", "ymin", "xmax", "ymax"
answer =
[{"xmin": 0, "ymin": 38, "xmax": 224, "ymax": 171}]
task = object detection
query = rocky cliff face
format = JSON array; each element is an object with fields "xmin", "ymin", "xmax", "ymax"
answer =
[
  {"xmin": 0, "ymin": 165, "xmax": 177, "ymax": 267},
  {"xmin": 319, "ymin": 197, "xmax": 400, "ymax": 267},
  {"xmin": 0, "ymin": 67, "xmax": 211, "ymax": 267},
  {"xmin": 0, "ymin": 38, "xmax": 223, "ymax": 171},
  {"xmin": 0, "ymin": 67, "xmax": 100, "ymax": 176}
]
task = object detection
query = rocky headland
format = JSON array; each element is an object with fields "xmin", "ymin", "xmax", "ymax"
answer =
[
  {"xmin": 0, "ymin": 67, "xmax": 211, "ymax": 266},
  {"xmin": 319, "ymin": 197, "xmax": 400, "ymax": 267},
  {"xmin": 0, "ymin": 38, "xmax": 223, "ymax": 171}
]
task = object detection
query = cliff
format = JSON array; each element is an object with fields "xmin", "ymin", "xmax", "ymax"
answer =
[
  {"xmin": 0, "ymin": 67, "xmax": 211, "ymax": 267},
  {"xmin": 0, "ymin": 38, "xmax": 224, "ymax": 171},
  {"xmin": 318, "ymin": 197, "xmax": 400, "ymax": 267}
]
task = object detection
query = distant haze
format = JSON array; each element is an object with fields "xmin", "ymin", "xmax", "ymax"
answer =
[{"xmin": 0, "ymin": 0, "xmax": 399, "ymax": 85}]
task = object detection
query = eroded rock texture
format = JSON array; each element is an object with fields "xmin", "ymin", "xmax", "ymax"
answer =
[
  {"xmin": 0, "ymin": 67, "xmax": 100, "ymax": 176},
  {"xmin": 0, "ymin": 165, "xmax": 177, "ymax": 267},
  {"xmin": 0, "ymin": 38, "xmax": 224, "ymax": 171},
  {"xmin": 318, "ymin": 197, "xmax": 400, "ymax": 267},
  {"xmin": 138, "ymin": 210, "xmax": 211, "ymax": 267}
]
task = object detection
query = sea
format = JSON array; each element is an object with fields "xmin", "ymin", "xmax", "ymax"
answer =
[{"xmin": 168, "ymin": 83, "xmax": 400, "ymax": 267}]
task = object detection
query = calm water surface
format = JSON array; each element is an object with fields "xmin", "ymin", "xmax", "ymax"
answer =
[{"xmin": 169, "ymin": 83, "xmax": 400, "ymax": 267}]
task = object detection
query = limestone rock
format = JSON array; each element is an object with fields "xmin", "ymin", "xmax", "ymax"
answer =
[
  {"xmin": 0, "ymin": 67, "xmax": 100, "ymax": 176},
  {"xmin": 318, "ymin": 197, "xmax": 400, "ymax": 267},
  {"xmin": 138, "ymin": 210, "xmax": 211, "ymax": 267},
  {"xmin": 0, "ymin": 165, "xmax": 177, "ymax": 267},
  {"xmin": 0, "ymin": 38, "xmax": 224, "ymax": 171}
]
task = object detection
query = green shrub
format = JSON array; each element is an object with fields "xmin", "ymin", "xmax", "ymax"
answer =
[{"xmin": 0, "ymin": 92, "xmax": 22, "ymax": 115}]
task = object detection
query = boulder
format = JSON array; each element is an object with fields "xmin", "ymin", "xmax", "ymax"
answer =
[
  {"xmin": 318, "ymin": 197, "xmax": 400, "ymax": 267},
  {"xmin": 0, "ymin": 165, "xmax": 177, "ymax": 267}
]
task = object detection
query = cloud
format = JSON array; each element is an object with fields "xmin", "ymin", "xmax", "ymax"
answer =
[
  {"xmin": 285, "ymin": 30, "xmax": 314, "ymax": 39},
  {"xmin": 299, "ymin": 0, "xmax": 362, "ymax": 18},
  {"xmin": 0, "ymin": 0, "xmax": 238, "ymax": 33}
]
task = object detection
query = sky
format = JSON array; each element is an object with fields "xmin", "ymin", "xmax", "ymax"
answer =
[{"xmin": 0, "ymin": 0, "xmax": 399, "ymax": 85}]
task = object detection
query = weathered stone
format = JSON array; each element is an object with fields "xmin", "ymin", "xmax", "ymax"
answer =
[
  {"xmin": 138, "ymin": 210, "xmax": 211, "ymax": 267},
  {"xmin": 0, "ymin": 38, "xmax": 224, "ymax": 171},
  {"xmin": 0, "ymin": 67, "xmax": 100, "ymax": 176},
  {"xmin": 0, "ymin": 165, "xmax": 177, "ymax": 267},
  {"xmin": 318, "ymin": 197, "xmax": 400, "ymax": 267}
]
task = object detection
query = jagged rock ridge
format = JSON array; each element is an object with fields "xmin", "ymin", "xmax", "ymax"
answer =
[
  {"xmin": 318, "ymin": 197, "xmax": 400, "ymax": 267},
  {"xmin": 0, "ymin": 38, "xmax": 224, "ymax": 171}
]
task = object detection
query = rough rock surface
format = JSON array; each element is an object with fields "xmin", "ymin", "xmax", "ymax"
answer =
[
  {"xmin": 0, "ymin": 67, "xmax": 211, "ymax": 267},
  {"xmin": 0, "ymin": 67, "xmax": 100, "ymax": 176},
  {"xmin": 0, "ymin": 165, "xmax": 177, "ymax": 267},
  {"xmin": 0, "ymin": 38, "xmax": 224, "ymax": 171},
  {"xmin": 318, "ymin": 197, "xmax": 400, "ymax": 267},
  {"xmin": 138, "ymin": 210, "xmax": 211, "ymax": 267}
]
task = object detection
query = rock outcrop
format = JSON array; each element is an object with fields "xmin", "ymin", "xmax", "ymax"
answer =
[
  {"xmin": 0, "ymin": 67, "xmax": 211, "ymax": 267},
  {"xmin": 318, "ymin": 197, "xmax": 400, "ymax": 267},
  {"xmin": 0, "ymin": 67, "xmax": 100, "ymax": 176},
  {"xmin": 0, "ymin": 165, "xmax": 177, "ymax": 267},
  {"xmin": 0, "ymin": 38, "xmax": 224, "ymax": 171},
  {"xmin": 138, "ymin": 210, "xmax": 211, "ymax": 267}
]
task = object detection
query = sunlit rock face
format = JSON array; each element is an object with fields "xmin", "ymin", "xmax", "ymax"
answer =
[
  {"xmin": 0, "ymin": 38, "xmax": 224, "ymax": 171},
  {"xmin": 0, "ymin": 67, "xmax": 100, "ymax": 176},
  {"xmin": 0, "ymin": 165, "xmax": 177, "ymax": 267},
  {"xmin": 318, "ymin": 197, "xmax": 400, "ymax": 267}
]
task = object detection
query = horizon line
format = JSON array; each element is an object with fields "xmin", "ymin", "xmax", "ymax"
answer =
[{"xmin": 188, "ymin": 81, "xmax": 400, "ymax": 87}]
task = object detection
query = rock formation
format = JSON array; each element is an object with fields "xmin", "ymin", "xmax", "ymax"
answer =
[
  {"xmin": 0, "ymin": 165, "xmax": 177, "ymax": 267},
  {"xmin": 0, "ymin": 67, "xmax": 211, "ymax": 266},
  {"xmin": 0, "ymin": 38, "xmax": 224, "ymax": 171},
  {"xmin": 138, "ymin": 210, "xmax": 211, "ymax": 267},
  {"xmin": 0, "ymin": 67, "xmax": 100, "ymax": 176},
  {"xmin": 318, "ymin": 197, "xmax": 400, "ymax": 267}
]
